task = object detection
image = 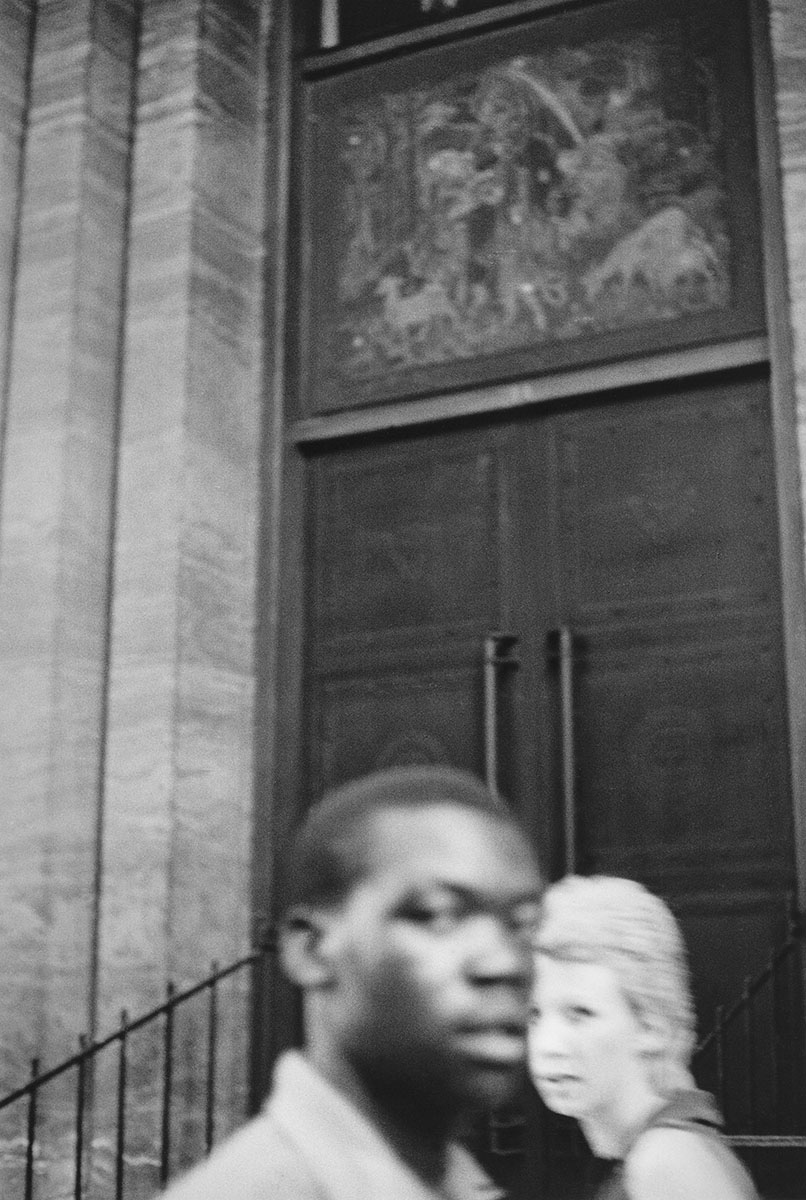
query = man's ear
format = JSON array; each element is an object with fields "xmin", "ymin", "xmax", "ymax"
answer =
[{"xmin": 280, "ymin": 906, "xmax": 336, "ymax": 988}]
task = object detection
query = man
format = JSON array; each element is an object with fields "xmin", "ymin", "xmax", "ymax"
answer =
[{"xmin": 161, "ymin": 763, "xmax": 543, "ymax": 1200}]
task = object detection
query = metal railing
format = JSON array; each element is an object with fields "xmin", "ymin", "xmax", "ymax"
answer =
[
  {"xmin": 0, "ymin": 941, "xmax": 276, "ymax": 1200},
  {"xmin": 692, "ymin": 908, "xmax": 806, "ymax": 1151},
  {"xmin": 2, "ymin": 916, "xmax": 804, "ymax": 1198}
]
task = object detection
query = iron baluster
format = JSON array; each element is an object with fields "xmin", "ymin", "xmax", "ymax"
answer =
[
  {"xmin": 74, "ymin": 1036, "xmax": 87, "ymax": 1200},
  {"xmin": 160, "ymin": 982, "xmax": 175, "ymax": 1187},
  {"xmin": 742, "ymin": 976, "xmax": 755, "ymax": 1131},
  {"xmin": 205, "ymin": 966, "xmax": 219, "ymax": 1156},
  {"xmin": 714, "ymin": 1005, "xmax": 725, "ymax": 1118},
  {"xmin": 115, "ymin": 1011, "xmax": 128, "ymax": 1200},
  {"xmin": 25, "ymin": 1057, "xmax": 39, "ymax": 1200},
  {"xmin": 767, "ymin": 947, "xmax": 781, "ymax": 1130}
]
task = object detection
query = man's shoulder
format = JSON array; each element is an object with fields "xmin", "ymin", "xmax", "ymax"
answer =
[{"xmin": 159, "ymin": 1108, "xmax": 325, "ymax": 1200}]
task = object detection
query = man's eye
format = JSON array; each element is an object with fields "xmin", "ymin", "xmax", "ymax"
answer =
[
  {"xmin": 399, "ymin": 896, "xmax": 463, "ymax": 931},
  {"xmin": 509, "ymin": 902, "xmax": 541, "ymax": 936},
  {"xmin": 567, "ymin": 1004, "xmax": 595, "ymax": 1022}
]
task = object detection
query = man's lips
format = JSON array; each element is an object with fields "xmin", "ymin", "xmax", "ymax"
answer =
[{"xmin": 453, "ymin": 1023, "xmax": 527, "ymax": 1064}]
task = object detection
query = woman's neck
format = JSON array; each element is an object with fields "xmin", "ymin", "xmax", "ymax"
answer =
[{"xmin": 580, "ymin": 1083, "xmax": 668, "ymax": 1159}]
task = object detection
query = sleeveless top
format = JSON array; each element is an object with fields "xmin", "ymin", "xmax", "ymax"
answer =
[{"xmin": 593, "ymin": 1089, "xmax": 758, "ymax": 1200}]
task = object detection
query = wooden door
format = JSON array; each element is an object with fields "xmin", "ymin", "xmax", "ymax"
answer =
[{"xmin": 299, "ymin": 366, "xmax": 796, "ymax": 1195}]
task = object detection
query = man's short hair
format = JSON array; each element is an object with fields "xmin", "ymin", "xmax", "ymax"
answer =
[{"xmin": 282, "ymin": 764, "xmax": 522, "ymax": 913}]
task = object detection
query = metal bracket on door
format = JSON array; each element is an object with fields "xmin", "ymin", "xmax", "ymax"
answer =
[{"xmin": 483, "ymin": 632, "xmax": 519, "ymax": 800}]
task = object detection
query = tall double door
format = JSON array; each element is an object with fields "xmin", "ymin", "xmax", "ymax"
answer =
[{"xmin": 300, "ymin": 365, "xmax": 796, "ymax": 1187}]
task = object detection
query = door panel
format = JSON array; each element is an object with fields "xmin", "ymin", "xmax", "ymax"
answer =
[
  {"xmin": 307, "ymin": 657, "xmax": 486, "ymax": 795},
  {"xmin": 300, "ymin": 367, "xmax": 797, "ymax": 1197},
  {"xmin": 551, "ymin": 382, "xmax": 778, "ymax": 620},
  {"xmin": 534, "ymin": 377, "xmax": 795, "ymax": 1024},
  {"xmin": 305, "ymin": 427, "xmax": 509, "ymax": 804}
]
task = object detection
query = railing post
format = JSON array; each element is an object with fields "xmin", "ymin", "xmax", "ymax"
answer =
[
  {"xmin": 714, "ymin": 1005, "xmax": 725, "ymax": 1118},
  {"xmin": 74, "ymin": 1035, "xmax": 87, "ymax": 1200},
  {"xmin": 25, "ymin": 1057, "xmax": 39, "ymax": 1200},
  {"xmin": 116, "ymin": 1010, "xmax": 129, "ymax": 1200},
  {"xmin": 768, "ymin": 947, "xmax": 781, "ymax": 1130},
  {"xmin": 205, "ymin": 965, "xmax": 219, "ymax": 1156},
  {"xmin": 742, "ymin": 977, "xmax": 755, "ymax": 1131},
  {"xmin": 160, "ymin": 982, "xmax": 175, "ymax": 1187}
]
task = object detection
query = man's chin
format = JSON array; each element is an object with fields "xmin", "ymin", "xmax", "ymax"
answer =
[{"xmin": 458, "ymin": 1060, "xmax": 526, "ymax": 1109}]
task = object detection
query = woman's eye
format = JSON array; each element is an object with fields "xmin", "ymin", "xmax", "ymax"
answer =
[{"xmin": 567, "ymin": 1004, "xmax": 595, "ymax": 1022}]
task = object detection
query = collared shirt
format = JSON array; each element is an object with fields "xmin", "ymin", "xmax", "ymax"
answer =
[
  {"xmin": 159, "ymin": 1050, "xmax": 504, "ymax": 1200},
  {"xmin": 268, "ymin": 1051, "xmax": 504, "ymax": 1200}
]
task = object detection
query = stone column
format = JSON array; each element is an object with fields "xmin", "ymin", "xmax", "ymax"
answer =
[
  {"xmin": 771, "ymin": 1, "xmax": 806, "ymax": 417},
  {"xmin": 94, "ymin": 0, "xmax": 269, "ymax": 1193},
  {"xmin": 0, "ymin": 2, "xmax": 139, "ymax": 1193},
  {"xmin": 769, "ymin": 0, "xmax": 806, "ymax": 896},
  {"xmin": 0, "ymin": 0, "xmax": 33, "ymax": 452}
]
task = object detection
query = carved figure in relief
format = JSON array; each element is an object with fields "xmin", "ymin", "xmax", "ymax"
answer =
[
  {"xmin": 377, "ymin": 275, "xmax": 456, "ymax": 334},
  {"xmin": 581, "ymin": 206, "xmax": 728, "ymax": 310}
]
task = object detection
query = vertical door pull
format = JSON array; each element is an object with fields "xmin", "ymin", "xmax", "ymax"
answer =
[
  {"xmin": 558, "ymin": 625, "xmax": 576, "ymax": 876},
  {"xmin": 483, "ymin": 632, "xmax": 519, "ymax": 799}
]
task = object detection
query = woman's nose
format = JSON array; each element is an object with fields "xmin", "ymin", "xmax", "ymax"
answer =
[{"xmin": 529, "ymin": 1012, "xmax": 566, "ymax": 1059}]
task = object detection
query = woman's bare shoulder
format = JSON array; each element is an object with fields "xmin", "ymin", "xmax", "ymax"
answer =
[{"xmin": 624, "ymin": 1126, "xmax": 756, "ymax": 1200}]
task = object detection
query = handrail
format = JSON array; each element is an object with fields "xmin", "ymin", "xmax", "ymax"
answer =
[
  {"xmin": 692, "ymin": 907, "xmax": 806, "ymax": 1142},
  {"xmin": 695, "ymin": 910, "xmax": 803, "ymax": 1058},
  {"xmin": 0, "ymin": 936, "xmax": 278, "ymax": 1200},
  {"xmin": 0, "ymin": 944, "xmax": 274, "ymax": 1112}
]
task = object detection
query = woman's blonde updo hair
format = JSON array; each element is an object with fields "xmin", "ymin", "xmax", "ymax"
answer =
[{"xmin": 535, "ymin": 875, "xmax": 697, "ymax": 1093}]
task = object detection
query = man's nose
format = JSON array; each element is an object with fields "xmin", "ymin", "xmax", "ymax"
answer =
[{"xmin": 466, "ymin": 914, "xmax": 532, "ymax": 983}]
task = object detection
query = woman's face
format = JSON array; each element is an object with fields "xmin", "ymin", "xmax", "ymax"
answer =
[{"xmin": 528, "ymin": 953, "xmax": 653, "ymax": 1125}]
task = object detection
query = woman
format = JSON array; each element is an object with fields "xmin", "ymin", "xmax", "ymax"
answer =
[{"xmin": 528, "ymin": 875, "xmax": 758, "ymax": 1200}]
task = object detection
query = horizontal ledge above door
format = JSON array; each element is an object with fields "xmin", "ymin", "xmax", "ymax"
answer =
[{"xmin": 288, "ymin": 335, "xmax": 769, "ymax": 446}]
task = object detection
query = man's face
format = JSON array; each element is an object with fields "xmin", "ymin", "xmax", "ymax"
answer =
[{"xmin": 320, "ymin": 803, "xmax": 542, "ymax": 1112}]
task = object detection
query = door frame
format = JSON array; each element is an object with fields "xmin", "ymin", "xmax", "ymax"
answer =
[{"xmin": 251, "ymin": 0, "xmax": 806, "ymax": 1107}]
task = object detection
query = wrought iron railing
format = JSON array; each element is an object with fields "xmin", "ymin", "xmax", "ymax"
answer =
[
  {"xmin": 690, "ymin": 907, "xmax": 806, "ymax": 1199},
  {"xmin": 1, "ymin": 916, "xmax": 804, "ymax": 1199},
  {"xmin": 692, "ymin": 907, "xmax": 806, "ymax": 1147},
  {"xmin": 0, "ymin": 942, "xmax": 276, "ymax": 1200}
]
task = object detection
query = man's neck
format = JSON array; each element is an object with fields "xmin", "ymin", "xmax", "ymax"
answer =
[{"xmin": 306, "ymin": 1048, "xmax": 457, "ymax": 1188}]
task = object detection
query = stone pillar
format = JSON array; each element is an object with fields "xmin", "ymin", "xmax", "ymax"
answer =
[
  {"xmin": 93, "ymin": 0, "xmax": 269, "ymax": 1193},
  {"xmin": 0, "ymin": 3, "xmax": 139, "ymax": 1193},
  {"xmin": 0, "ymin": 0, "xmax": 33, "ymax": 447},
  {"xmin": 771, "ymin": 1, "xmax": 806, "ymax": 424},
  {"xmin": 769, "ymin": 0, "xmax": 806, "ymax": 897},
  {"xmin": 0, "ymin": 0, "xmax": 139, "ymax": 1060}
]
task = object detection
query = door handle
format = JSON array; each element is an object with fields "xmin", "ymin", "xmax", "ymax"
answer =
[
  {"xmin": 547, "ymin": 625, "xmax": 577, "ymax": 875},
  {"xmin": 559, "ymin": 625, "xmax": 576, "ymax": 875},
  {"xmin": 483, "ymin": 632, "xmax": 519, "ymax": 799}
]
